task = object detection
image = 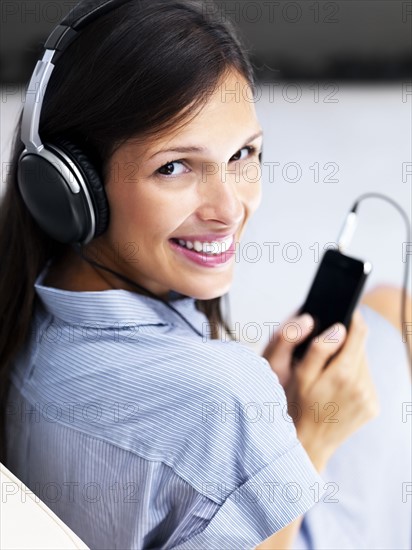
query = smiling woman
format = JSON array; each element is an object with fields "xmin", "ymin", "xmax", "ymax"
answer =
[
  {"xmin": 0, "ymin": 1, "xmax": 398, "ymax": 549},
  {"xmin": 38, "ymin": 70, "xmax": 264, "ymax": 314}
]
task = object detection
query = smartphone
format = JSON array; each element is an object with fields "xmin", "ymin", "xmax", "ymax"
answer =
[{"xmin": 292, "ymin": 248, "xmax": 372, "ymax": 363}]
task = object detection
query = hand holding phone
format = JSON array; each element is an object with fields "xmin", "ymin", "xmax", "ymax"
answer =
[{"xmin": 262, "ymin": 249, "xmax": 377, "ymax": 471}]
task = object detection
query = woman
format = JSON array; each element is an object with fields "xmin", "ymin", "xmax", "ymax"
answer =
[{"xmin": 0, "ymin": 1, "xmax": 408, "ymax": 548}]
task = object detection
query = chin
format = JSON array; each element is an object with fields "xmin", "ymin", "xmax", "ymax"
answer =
[{"xmin": 183, "ymin": 279, "xmax": 232, "ymax": 301}]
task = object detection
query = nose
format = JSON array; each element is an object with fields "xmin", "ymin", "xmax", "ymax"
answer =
[{"xmin": 196, "ymin": 161, "xmax": 245, "ymax": 226}]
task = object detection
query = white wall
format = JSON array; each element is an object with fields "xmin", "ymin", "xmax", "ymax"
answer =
[
  {"xmin": 1, "ymin": 83, "xmax": 411, "ymax": 353},
  {"xmin": 228, "ymin": 82, "xmax": 411, "ymax": 352}
]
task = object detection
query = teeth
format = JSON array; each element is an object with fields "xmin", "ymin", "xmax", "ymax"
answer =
[{"xmin": 175, "ymin": 235, "xmax": 233, "ymax": 254}]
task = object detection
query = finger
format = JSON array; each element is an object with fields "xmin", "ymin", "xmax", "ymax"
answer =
[
  {"xmin": 265, "ymin": 312, "xmax": 314, "ymax": 355},
  {"xmin": 297, "ymin": 322, "xmax": 347, "ymax": 386},
  {"xmin": 263, "ymin": 314, "xmax": 314, "ymax": 379},
  {"xmin": 349, "ymin": 352, "xmax": 380, "ymax": 420},
  {"xmin": 329, "ymin": 309, "xmax": 368, "ymax": 374},
  {"xmin": 276, "ymin": 313, "xmax": 315, "ymax": 353}
]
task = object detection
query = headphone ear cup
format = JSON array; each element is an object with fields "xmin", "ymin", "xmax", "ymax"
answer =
[
  {"xmin": 54, "ymin": 138, "xmax": 110, "ymax": 240},
  {"xmin": 18, "ymin": 139, "xmax": 110, "ymax": 244},
  {"xmin": 18, "ymin": 144, "xmax": 90, "ymax": 244}
]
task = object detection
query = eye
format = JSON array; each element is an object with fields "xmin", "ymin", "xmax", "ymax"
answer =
[
  {"xmin": 156, "ymin": 160, "xmax": 189, "ymax": 177},
  {"xmin": 230, "ymin": 146, "xmax": 257, "ymax": 162}
]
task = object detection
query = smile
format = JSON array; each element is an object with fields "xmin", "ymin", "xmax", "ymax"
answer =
[{"xmin": 168, "ymin": 235, "xmax": 236, "ymax": 267}]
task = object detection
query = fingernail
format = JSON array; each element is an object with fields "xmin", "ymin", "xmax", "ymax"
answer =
[
  {"xmin": 298, "ymin": 313, "xmax": 313, "ymax": 327},
  {"xmin": 335, "ymin": 323, "xmax": 347, "ymax": 340},
  {"xmin": 319, "ymin": 323, "xmax": 346, "ymax": 340}
]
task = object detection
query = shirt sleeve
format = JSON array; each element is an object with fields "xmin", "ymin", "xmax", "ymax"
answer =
[
  {"xmin": 170, "ymin": 443, "xmax": 323, "ymax": 550},
  {"xmin": 154, "ymin": 337, "xmax": 325, "ymax": 550}
]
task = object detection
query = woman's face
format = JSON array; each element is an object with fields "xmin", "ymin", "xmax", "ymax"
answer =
[{"xmin": 97, "ymin": 69, "xmax": 263, "ymax": 300}]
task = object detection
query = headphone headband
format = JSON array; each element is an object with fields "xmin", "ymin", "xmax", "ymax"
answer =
[
  {"xmin": 21, "ymin": 0, "xmax": 131, "ymax": 154},
  {"xmin": 44, "ymin": 0, "xmax": 131, "ymax": 51}
]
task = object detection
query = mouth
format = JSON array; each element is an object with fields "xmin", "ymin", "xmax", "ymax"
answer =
[
  {"xmin": 168, "ymin": 234, "xmax": 236, "ymax": 267},
  {"xmin": 170, "ymin": 235, "xmax": 233, "ymax": 253}
]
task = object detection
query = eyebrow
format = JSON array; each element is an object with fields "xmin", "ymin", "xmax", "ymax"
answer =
[{"xmin": 148, "ymin": 130, "xmax": 263, "ymax": 160}]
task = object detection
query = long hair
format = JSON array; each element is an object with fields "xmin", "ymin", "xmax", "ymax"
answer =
[{"xmin": 0, "ymin": 0, "xmax": 256, "ymax": 461}]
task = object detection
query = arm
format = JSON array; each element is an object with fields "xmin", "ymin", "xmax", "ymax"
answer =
[{"xmin": 254, "ymin": 309, "xmax": 379, "ymax": 550}]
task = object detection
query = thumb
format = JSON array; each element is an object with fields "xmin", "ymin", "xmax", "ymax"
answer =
[
  {"xmin": 265, "ymin": 313, "xmax": 315, "ymax": 387},
  {"xmin": 264, "ymin": 313, "xmax": 315, "ymax": 366},
  {"xmin": 280, "ymin": 313, "xmax": 315, "ymax": 351},
  {"xmin": 297, "ymin": 322, "xmax": 347, "ymax": 386}
]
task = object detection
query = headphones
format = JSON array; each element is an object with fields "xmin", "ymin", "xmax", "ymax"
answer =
[
  {"xmin": 16, "ymin": 0, "xmax": 214, "ymax": 338},
  {"xmin": 17, "ymin": 0, "xmax": 132, "ymax": 245}
]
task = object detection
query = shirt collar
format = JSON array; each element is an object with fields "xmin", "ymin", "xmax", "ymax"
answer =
[{"xmin": 34, "ymin": 259, "xmax": 204, "ymax": 330}]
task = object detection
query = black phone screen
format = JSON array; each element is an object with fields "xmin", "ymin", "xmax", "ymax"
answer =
[{"xmin": 292, "ymin": 248, "xmax": 371, "ymax": 362}]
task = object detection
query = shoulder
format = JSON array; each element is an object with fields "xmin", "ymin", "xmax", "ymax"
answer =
[
  {"xmin": 23, "ymin": 315, "xmax": 300, "ymax": 492},
  {"xmin": 109, "ymin": 330, "xmax": 289, "ymax": 415}
]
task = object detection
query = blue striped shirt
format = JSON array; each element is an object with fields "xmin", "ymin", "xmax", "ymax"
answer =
[{"xmin": 6, "ymin": 259, "xmax": 324, "ymax": 549}]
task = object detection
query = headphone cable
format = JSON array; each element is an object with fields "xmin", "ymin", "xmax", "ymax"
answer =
[
  {"xmin": 337, "ymin": 192, "xmax": 411, "ymax": 366},
  {"xmin": 71, "ymin": 243, "xmax": 204, "ymax": 338}
]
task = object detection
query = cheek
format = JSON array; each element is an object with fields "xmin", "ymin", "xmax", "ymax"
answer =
[
  {"xmin": 253, "ymin": 183, "xmax": 262, "ymax": 211},
  {"xmin": 105, "ymin": 181, "xmax": 196, "ymax": 238},
  {"xmin": 243, "ymin": 178, "xmax": 262, "ymax": 216}
]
